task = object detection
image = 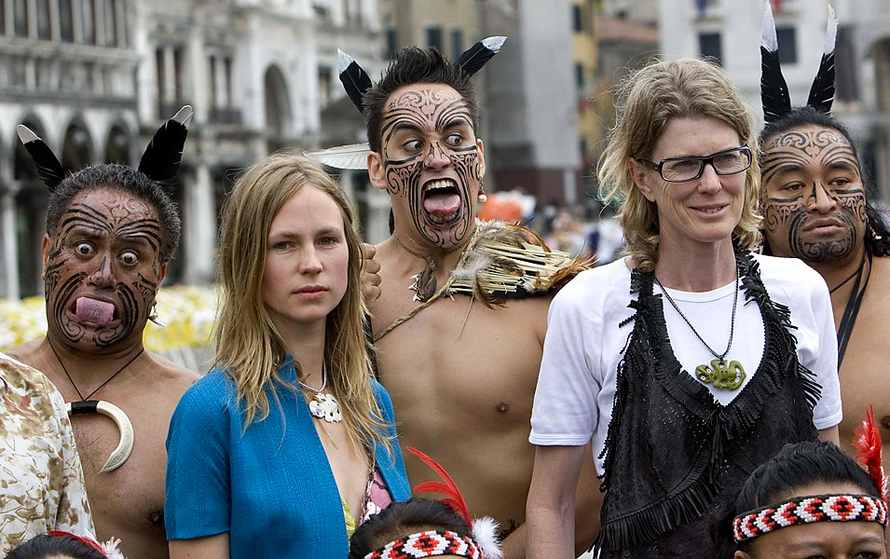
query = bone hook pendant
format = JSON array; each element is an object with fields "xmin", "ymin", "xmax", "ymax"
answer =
[{"xmin": 67, "ymin": 399, "xmax": 135, "ymax": 472}]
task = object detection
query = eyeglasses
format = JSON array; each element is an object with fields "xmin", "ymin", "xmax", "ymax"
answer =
[{"xmin": 636, "ymin": 146, "xmax": 752, "ymax": 183}]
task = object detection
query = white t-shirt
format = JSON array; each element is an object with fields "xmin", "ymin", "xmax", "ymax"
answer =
[{"xmin": 529, "ymin": 254, "xmax": 842, "ymax": 474}]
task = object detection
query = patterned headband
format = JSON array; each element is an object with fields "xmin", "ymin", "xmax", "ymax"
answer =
[
  {"xmin": 363, "ymin": 530, "xmax": 482, "ymax": 559},
  {"xmin": 733, "ymin": 493, "xmax": 888, "ymax": 543}
]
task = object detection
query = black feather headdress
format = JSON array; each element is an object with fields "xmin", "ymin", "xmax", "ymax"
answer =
[
  {"xmin": 16, "ymin": 105, "xmax": 192, "ymax": 194},
  {"xmin": 338, "ymin": 36, "xmax": 507, "ymax": 114},
  {"xmin": 761, "ymin": 0, "xmax": 837, "ymax": 124}
]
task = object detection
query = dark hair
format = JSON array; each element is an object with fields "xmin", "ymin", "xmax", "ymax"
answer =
[
  {"xmin": 760, "ymin": 106, "xmax": 890, "ymax": 257},
  {"xmin": 45, "ymin": 164, "xmax": 182, "ymax": 263},
  {"xmin": 714, "ymin": 441, "xmax": 880, "ymax": 558},
  {"xmin": 362, "ymin": 47, "xmax": 479, "ymax": 153},
  {"xmin": 5, "ymin": 534, "xmax": 106, "ymax": 559},
  {"xmin": 348, "ymin": 498, "xmax": 473, "ymax": 558}
]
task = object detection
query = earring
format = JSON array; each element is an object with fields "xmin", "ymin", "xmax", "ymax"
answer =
[
  {"xmin": 477, "ymin": 182, "xmax": 488, "ymax": 203},
  {"xmin": 148, "ymin": 302, "xmax": 165, "ymax": 326}
]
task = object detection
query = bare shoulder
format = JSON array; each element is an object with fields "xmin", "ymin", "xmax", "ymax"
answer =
[
  {"xmin": 4, "ymin": 338, "xmax": 44, "ymax": 363},
  {"xmin": 144, "ymin": 351, "xmax": 202, "ymax": 393}
]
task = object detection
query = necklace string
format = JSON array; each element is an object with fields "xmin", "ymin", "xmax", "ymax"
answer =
[
  {"xmin": 654, "ymin": 271, "xmax": 740, "ymax": 363},
  {"xmin": 299, "ymin": 363, "xmax": 328, "ymax": 395},
  {"xmin": 837, "ymin": 250, "xmax": 872, "ymax": 368},
  {"xmin": 48, "ymin": 339, "xmax": 145, "ymax": 401}
]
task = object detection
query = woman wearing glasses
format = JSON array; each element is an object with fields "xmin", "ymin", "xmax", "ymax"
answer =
[{"xmin": 526, "ymin": 58, "xmax": 842, "ymax": 558}]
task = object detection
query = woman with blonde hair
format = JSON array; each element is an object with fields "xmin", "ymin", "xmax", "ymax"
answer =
[
  {"xmin": 164, "ymin": 152, "xmax": 410, "ymax": 558},
  {"xmin": 526, "ymin": 58, "xmax": 842, "ymax": 557}
]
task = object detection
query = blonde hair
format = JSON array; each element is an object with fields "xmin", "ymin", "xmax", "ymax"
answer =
[
  {"xmin": 597, "ymin": 58, "xmax": 762, "ymax": 272},
  {"xmin": 215, "ymin": 151, "xmax": 389, "ymax": 452}
]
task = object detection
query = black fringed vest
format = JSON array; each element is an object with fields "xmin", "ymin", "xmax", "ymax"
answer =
[{"xmin": 594, "ymin": 252, "xmax": 822, "ymax": 558}]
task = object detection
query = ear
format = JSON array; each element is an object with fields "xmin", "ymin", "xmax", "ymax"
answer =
[
  {"xmin": 476, "ymin": 138, "xmax": 486, "ymax": 178},
  {"xmin": 40, "ymin": 234, "xmax": 51, "ymax": 281},
  {"xmin": 628, "ymin": 157, "xmax": 656, "ymax": 202},
  {"xmin": 158, "ymin": 262, "xmax": 167, "ymax": 285},
  {"xmin": 367, "ymin": 151, "xmax": 387, "ymax": 191},
  {"xmin": 733, "ymin": 551, "xmax": 753, "ymax": 559}
]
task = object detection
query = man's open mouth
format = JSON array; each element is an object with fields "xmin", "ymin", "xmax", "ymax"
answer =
[{"xmin": 422, "ymin": 179, "xmax": 462, "ymax": 224}]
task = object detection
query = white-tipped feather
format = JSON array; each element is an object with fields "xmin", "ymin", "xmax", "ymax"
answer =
[
  {"xmin": 761, "ymin": 0, "xmax": 778, "ymax": 51},
  {"xmin": 472, "ymin": 517, "xmax": 503, "ymax": 559},
  {"xmin": 102, "ymin": 537, "xmax": 126, "ymax": 559},
  {"xmin": 481, "ymin": 36, "xmax": 507, "ymax": 53},
  {"xmin": 824, "ymin": 5, "xmax": 838, "ymax": 54},
  {"xmin": 304, "ymin": 143, "xmax": 370, "ymax": 170},
  {"xmin": 337, "ymin": 49, "xmax": 354, "ymax": 74}
]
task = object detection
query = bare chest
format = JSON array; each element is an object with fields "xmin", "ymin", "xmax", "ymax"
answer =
[
  {"xmin": 372, "ymin": 293, "xmax": 547, "ymax": 422},
  {"xmin": 836, "ymin": 265, "xmax": 890, "ymax": 455}
]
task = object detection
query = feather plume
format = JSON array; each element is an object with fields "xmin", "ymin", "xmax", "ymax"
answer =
[
  {"xmin": 760, "ymin": 0, "xmax": 790, "ymax": 124},
  {"xmin": 304, "ymin": 142, "xmax": 371, "ymax": 170},
  {"xmin": 102, "ymin": 537, "xmax": 127, "ymax": 559},
  {"xmin": 406, "ymin": 446, "xmax": 474, "ymax": 528},
  {"xmin": 338, "ymin": 49, "xmax": 373, "ymax": 113},
  {"xmin": 138, "ymin": 105, "xmax": 192, "ymax": 194},
  {"xmin": 16, "ymin": 125, "xmax": 65, "ymax": 191},
  {"xmin": 806, "ymin": 5, "xmax": 837, "ymax": 114},
  {"xmin": 471, "ymin": 516, "xmax": 503, "ymax": 559},
  {"xmin": 456, "ymin": 36, "xmax": 507, "ymax": 76},
  {"xmin": 853, "ymin": 405, "xmax": 889, "ymax": 503}
]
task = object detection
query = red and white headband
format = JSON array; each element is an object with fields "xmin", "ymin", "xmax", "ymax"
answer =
[
  {"xmin": 363, "ymin": 530, "xmax": 481, "ymax": 559},
  {"xmin": 732, "ymin": 493, "xmax": 888, "ymax": 543}
]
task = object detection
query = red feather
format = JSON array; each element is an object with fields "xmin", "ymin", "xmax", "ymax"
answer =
[
  {"xmin": 406, "ymin": 446, "xmax": 473, "ymax": 528},
  {"xmin": 853, "ymin": 405, "xmax": 888, "ymax": 503}
]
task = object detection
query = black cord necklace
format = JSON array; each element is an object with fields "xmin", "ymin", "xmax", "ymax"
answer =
[
  {"xmin": 48, "ymin": 339, "xmax": 144, "ymax": 401},
  {"xmin": 836, "ymin": 250, "xmax": 872, "ymax": 369},
  {"xmin": 654, "ymin": 270, "xmax": 746, "ymax": 390}
]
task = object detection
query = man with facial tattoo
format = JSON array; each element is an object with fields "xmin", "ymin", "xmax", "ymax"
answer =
[
  {"xmin": 759, "ymin": 3, "xmax": 890, "ymax": 477},
  {"xmin": 7, "ymin": 115, "xmax": 199, "ymax": 559},
  {"xmin": 334, "ymin": 44, "xmax": 601, "ymax": 557},
  {"xmin": 760, "ymin": 107, "xmax": 890, "ymax": 474}
]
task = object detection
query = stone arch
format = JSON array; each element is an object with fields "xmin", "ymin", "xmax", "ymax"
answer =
[
  {"xmin": 264, "ymin": 64, "xmax": 292, "ymax": 148},
  {"xmin": 105, "ymin": 120, "xmax": 134, "ymax": 165},
  {"xmin": 61, "ymin": 117, "xmax": 94, "ymax": 171}
]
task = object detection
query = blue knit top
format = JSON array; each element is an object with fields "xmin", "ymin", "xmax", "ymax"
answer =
[{"xmin": 165, "ymin": 357, "xmax": 410, "ymax": 558}]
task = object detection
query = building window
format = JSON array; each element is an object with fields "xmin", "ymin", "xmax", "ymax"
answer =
[
  {"xmin": 318, "ymin": 66, "xmax": 332, "ymax": 107},
  {"xmin": 82, "ymin": 0, "xmax": 95, "ymax": 44},
  {"xmin": 450, "ymin": 29, "xmax": 463, "ymax": 61},
  {"xmin": 37, "ymin": 0, "xmax": 51, "ymax": 39},
  {"xmin": 209, "ymin": 54, "xmax": 218, "ymax": 108},
  {"xmin": 386, "ymin": 28, "xmax": 397, "ymax": 59},
  {"xmin": 60, "ymin": 0, "xmax": 75, "ymax": 42},
  {"xmin": 776, "ymin": 27, "xmax": 797, "ymax": 64},
  {"xmin": 572, "ymin": 4, "xmax": 582, "ymax": 32},
  {"xmin": 104, "ymin": 0, "xmax": 117, "ymax": 47},
  {"xmin": 699, "ymin": 32, "xmax": 722, "ymax": 65},
  {"xmin": 14, "ymin": 0, "xmax": 28, "ymax": 38},
  {"xmin": 426, "ymin": 26, "xmax": 442, "ymax": 50}
]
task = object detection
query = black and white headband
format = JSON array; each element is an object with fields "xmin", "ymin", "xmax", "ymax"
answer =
[{"xmin": 761, "ymin": 0, "xmax": 837, "ymax": 124}]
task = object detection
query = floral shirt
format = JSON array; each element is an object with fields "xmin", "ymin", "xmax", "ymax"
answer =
[{"xmin": 0, "ymin": 352, "xmax": 94, "ymax": 554}]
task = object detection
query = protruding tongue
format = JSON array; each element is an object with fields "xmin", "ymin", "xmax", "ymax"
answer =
[
  {"xmin": 423, "ymin": 192, "xmax": 461, "ymax": 217},
  {"xmin": 75, "ymin": 297, "xmax": 115, "ymax": 326}
]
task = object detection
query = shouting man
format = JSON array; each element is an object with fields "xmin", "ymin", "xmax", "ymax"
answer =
[
  {"xmin": 327, "ymin": 42, "xmax": 600, "ymax": 556},
  {"xmin": 8, "ymin": 108, "xmax": 199, "ymax": 559}
]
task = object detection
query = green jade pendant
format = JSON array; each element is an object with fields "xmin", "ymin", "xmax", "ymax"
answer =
[{"xmin": 696, "ymin": 359, "xmax": 746, "ymax": 390}]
